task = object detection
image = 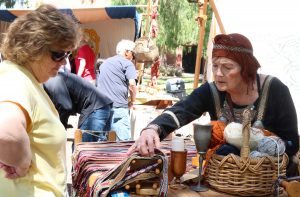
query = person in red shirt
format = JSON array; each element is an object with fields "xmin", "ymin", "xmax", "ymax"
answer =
[{"xmin": 75, "ymin": 33, "xmax": 96, "ymax": 85}]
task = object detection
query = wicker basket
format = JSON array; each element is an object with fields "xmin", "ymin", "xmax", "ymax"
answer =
[
  {"xmin": 206, "ymin": 109, "xmax": 288, "ymax": 196},
  {"xmin": 134, "ymin": 37, "xmax": 159, "ymax": 62},
  {"xmin": 296, "ymin": 150, "xmax": 300, "ymax": 174}
]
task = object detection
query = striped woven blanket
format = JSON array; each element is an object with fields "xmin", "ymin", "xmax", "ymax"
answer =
[{"xmin": 72, "ymin": 140, "xmax": 196, "ymax": 197}]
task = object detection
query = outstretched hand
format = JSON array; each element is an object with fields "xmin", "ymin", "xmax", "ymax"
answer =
[{"xmin": 127, "ymin": 129, "xmax": 161, "ymax": 157}]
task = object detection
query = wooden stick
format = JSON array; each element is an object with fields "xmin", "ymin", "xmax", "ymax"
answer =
[
  {"xmin": 155, "ymin": 168, "xmax": 160, "ymax": 175},
  {"xmin": 74, "ymin": 129, "xmax": 82, "ymax": 145},
  {"xmin": 193, "ymin": 0, "xmax": 208, "ymax": 89},
  {"xmin": 209, "ymin": 0, "xmax": 226, "ymax": 34},
  {"xmin": 108, "ymin": 131, "xmax": 116, "ymax": 141},
  {"xmin": 143, "ymin": 0, "xmax": 152, "ymax": 37}
]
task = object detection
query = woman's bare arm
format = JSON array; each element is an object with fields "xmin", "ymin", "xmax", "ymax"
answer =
[{"xmin": 0, "ymin": 102, "xmax": 31, "ymax": 178}]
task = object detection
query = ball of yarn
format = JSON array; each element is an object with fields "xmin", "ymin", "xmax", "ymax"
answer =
[
  {"xmin": 257, "ymin": 136, "xmax": 286, "ymax": 156},
  {"xmin": 250, "ymin": 150, "xmax": 269, "ymax": 158},
  {"xmin": 224, "ymin": 122, "xmax": 264, "ymax": 150}
]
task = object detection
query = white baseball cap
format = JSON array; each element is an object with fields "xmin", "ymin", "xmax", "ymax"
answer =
[{"xmin": 116, "ymin": 39, "xmax": 136, "ymax": 55}]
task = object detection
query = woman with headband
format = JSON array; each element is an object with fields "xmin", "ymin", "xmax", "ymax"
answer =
[{"xmin": 127, "ymin": 33, "xmax": 299, "ymax": 176}]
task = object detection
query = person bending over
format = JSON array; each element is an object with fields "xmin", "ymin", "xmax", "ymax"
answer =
[{"xmin": 44, "ymin": 72, "xmax": 113, "ymax": 142}]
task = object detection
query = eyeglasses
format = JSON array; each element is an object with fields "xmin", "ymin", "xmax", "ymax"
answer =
[{"xmin": 50, "ymin": 50, "xmax": 71, "ymax": 62}]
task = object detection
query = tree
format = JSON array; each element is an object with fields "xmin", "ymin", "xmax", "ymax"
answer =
[
  {"xmin": 0, "ymin": 0, "xmax": 31, "ymax": 8},
  {"xmin": 112, "ymin": 0, "xmax": 200, "ymax": 52},
  {"xmin": 0, "ymin": 0, "xmax": 16, "ymax": 8}
]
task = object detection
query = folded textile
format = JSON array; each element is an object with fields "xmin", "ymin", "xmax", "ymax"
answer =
[{"xmin": 72, "ymin": 140, "xmax": 197, "ymax": 197}]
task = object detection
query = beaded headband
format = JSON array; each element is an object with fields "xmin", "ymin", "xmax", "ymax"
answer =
[{"xmin": 213, "ymin": 44, "xmax": 253, "ymax": 54}]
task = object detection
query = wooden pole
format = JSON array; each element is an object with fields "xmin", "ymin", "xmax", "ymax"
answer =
[
  {"xmin": 193, "ymin": 0, "xmax": 208, "ymax": 89},
  {"xmin": 74, "ymin": 129, "xmax": 82, "ymax": 145},
  {"xmin": 209, "ymin": 0, "xmax": 226, "ymax": 34},
  {"xmin": 144, "ymin": 0, "xmax": 152, "ymax": 37}
]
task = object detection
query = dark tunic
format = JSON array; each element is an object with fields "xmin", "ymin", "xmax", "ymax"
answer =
[
  {"xmin": 44, "ymin": 72, "xmax": 113, "ymax": 127},
  {"xmin": 150, "ymin": 76, "xmax": 299, "ymax": 157}
]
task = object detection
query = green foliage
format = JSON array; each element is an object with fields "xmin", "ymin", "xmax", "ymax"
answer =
[
  {"xmin": 203, "ymin": 5, "xmax": 212, "ymax": 57},
  {"xmin": 112, "ymin": 0, "xmax": 199, "ymax": 51},
  {"xmin": 157, "ymin": 0, "xmax": 199, "ymax": 52},
  {"xmin": 0, "ymin": 0, "xmax": 16, "ymax": 8},
  {"xmin": 0, "ymin": 0, "xmax": 30, "ymax": 8},
  {"xmin": 111, "ymin": 0, "xmax": 148, "ymax": 13}
]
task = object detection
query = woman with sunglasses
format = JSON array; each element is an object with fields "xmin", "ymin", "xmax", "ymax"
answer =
[
  {"xmin": 127, "ymin": 33, "xmax": 299, "ymax": 177},
  {"xmin": 0, "ymin": 4, "xmax": 80, "ymax": 196}
]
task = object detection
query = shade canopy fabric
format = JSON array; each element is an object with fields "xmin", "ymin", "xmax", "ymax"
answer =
[{"xmin": 0, "ymin": 6, "xmax": 141, "ymax": 58}]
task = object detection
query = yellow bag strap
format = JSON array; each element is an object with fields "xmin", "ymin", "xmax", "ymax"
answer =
[
  {"xmin": 209, "ymin": 76, "xmax": 273, "ymax": 122},
  {"xmin": 209, "ymin": 82, "xmax": 221, "ymax": 119},
  {"xmin": 256, "ymin": 75, "xmax": 273, "ymax": 121}
]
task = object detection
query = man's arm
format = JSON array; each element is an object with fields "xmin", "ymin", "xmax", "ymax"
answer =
[{"xmin": 128, "ymin": 79, "xmax": 137, "ymax": 107}]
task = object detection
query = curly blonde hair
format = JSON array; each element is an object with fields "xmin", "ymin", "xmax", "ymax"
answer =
[{"xmin": 1, "ymin": 4, "xmax": 82, "ymax": 66}]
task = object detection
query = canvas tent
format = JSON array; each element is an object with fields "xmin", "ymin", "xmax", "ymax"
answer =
[
  {"xmin": 205, "ymin": 0, "xmax": 300, "ymax": 133},
  {"xmin": 0, "ymin": 6, "xmax": 141, "ymax": 59}
]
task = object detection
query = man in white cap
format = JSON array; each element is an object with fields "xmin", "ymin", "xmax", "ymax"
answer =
[{"xmin": 97, "ymin": 39, "xmax": 137, "ymax": 141}]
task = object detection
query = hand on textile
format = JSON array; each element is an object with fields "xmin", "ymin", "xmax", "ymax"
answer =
[
  {"xmin": 127, "ymin": 129, "xmax": 160, "ymax": 157},
  {"xmin": 0, "ymin": 162, "xmax": 30, "ymax": 179}
]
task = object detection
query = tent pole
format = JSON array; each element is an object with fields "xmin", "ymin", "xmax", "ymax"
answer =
[
  {"xmin": 193, "ymin": 0, "xmax": 208, "ymax": 89},
  {"xmin": 209, "ymin": 0, "xmax": 226, "ymax": 34},
  {"xmin": 193, "ymin": 0, "xmax": 226, "ymax": 89},
  {"xmin": 143, "ymin": 0, "xmax": 152, "ymax": 37}
]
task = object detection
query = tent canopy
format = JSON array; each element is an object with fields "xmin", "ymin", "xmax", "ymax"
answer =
[{"xmin": 0, "ymin": 6, "xmax": 141, "ymax": 58}]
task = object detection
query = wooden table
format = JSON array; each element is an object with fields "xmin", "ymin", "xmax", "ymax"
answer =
[
  {"xmin": 168, "ymin": 188, "xmax": 241, "ymax": 197},
  {"xmin": 167, "ymin": 188, "xmax": 288, "ymax": 197},
  {"xmin": 73, "ymin": 140, "xmax": 291, "ymax": 197},
  {"xmin": 129, "ymin": 186, "xmax": 288, "ymax": 197},
  {"xmin": 134, "ymin": 92, "xmax": 179, "ymax": 109}
]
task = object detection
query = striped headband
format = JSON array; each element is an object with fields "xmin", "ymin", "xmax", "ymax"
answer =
[{"xmin": 213, "ymin": 44, "xmax": 253, "ymax": 54}]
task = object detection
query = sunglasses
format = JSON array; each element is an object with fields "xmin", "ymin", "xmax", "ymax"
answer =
[{"xmin": 50, "ymin": 50, "xmax": 71, "ymax": 62}]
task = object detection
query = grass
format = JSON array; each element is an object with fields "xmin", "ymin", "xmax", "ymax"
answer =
[{"xmin": 141, "ymin": 70, "xmax": 201, "ymax": 95}]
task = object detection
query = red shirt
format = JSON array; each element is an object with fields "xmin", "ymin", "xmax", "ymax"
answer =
[{"xmin": 75, "ymin": 44, "xmax": 96, "ymax": 80}]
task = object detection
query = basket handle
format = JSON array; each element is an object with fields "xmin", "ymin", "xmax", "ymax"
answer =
[{"xmin": 241, "ymin": 109, "xmax": 251, "ymax": 158}]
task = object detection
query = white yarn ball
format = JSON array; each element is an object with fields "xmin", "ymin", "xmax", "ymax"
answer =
[
  {"xmin": 257, "ymin": 136, "xmax": 286, "ymax": 156},
  {"xmin": 224, "ymin": 122, "xmax": 264, "ymax": 150}
]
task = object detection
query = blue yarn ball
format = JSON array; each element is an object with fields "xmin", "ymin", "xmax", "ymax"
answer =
[
  {"xmin": 257, "ymin": 136, "xmax": 286, "ymax": 156},
  {"xmin": 250, "ymin": 150, "xmax": 269, "ymax": 158}
]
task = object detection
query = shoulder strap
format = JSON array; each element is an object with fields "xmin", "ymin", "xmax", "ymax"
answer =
[
  {"xmin": 256, "ymin": 75, "xmax": 274, "ymax": 121},
  {"xmin": 209, "ymin": 82, "xmax": 221, "ymax": 119},
  {"xmin": 209, "ymin": 76, "xmax": 273, "ymax": 122}
]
